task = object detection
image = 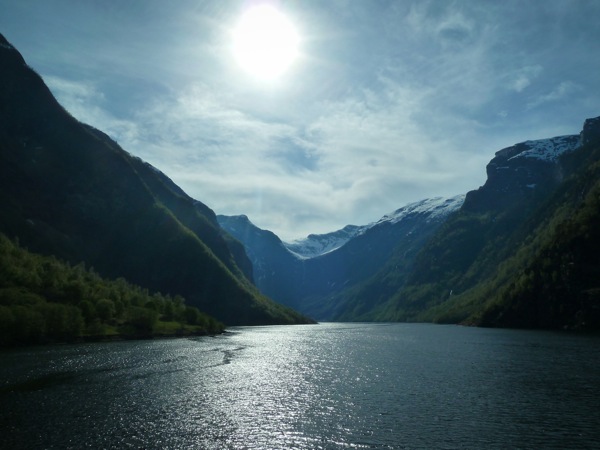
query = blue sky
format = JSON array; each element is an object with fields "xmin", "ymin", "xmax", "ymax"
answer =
[{"xmin": 1, "ymin": 0, "xmax": 599, "ymax": 240}]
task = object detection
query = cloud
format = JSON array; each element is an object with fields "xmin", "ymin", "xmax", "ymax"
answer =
[
  {"xmin": 65, "ymin": 74, "xmax": 488, "ymax": 240},
  {"xmin": 14, "ymin": 0, "xmax": 598, "ymax": 240},
  {"xmin": 43, "ymin": 48, "xmax": 498, "ymax": 240},
  {"xmin": 44, "ymin": 76, "xmax": 140, "ymax": 145},
  {"xmin": 527, "ymin": 81, "xmax": 580, "ymax": 109},
  {"xmin": 509, "ymin": 65, "xmax": 544, "ymax": 92},
  {"xmin": 436, "ymin": 12, "xmax": 476, "ymax": 48}
]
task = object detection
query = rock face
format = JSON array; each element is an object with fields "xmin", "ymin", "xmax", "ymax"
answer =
[
  {"xmin": 464, "ymin": 135, "xmax": 580, "ymax": 212},
  {"xmin": 0, "ymin": 33, "xmax": 310, "ymax": 326},
  {"xmin": 581, "ymin": 116, "xmax": 600, "ymax": 145}
]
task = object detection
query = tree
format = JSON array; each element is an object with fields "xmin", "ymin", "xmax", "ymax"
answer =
[
  {"xmin": 126, "ymin": 306, "xmax": 158, "ymax": 335},
  {"xmin": 96, "ymin": 299, "xmax": 115, "ymax": 321}
]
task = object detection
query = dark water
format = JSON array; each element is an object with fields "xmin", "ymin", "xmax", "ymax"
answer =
[{"xmin": 1, "ymin": 323, "xmax": 599, "ymax": 449}]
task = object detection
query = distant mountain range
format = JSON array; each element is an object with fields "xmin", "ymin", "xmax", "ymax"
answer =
[
  {"xmin": 218, "ymin": 195, "xmax": 465, "ymax": 319},
  {"xmin": 221, "ymin": 118, "xmax": 600, "ymax": 330},
  {"xmin": 0, "ymin": 33, "xmax": 311, "ymax": 326}
]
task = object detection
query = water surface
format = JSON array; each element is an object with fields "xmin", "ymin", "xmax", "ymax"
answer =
[{"xmin": 1, "ymin": 323, "xmax": 599, "ymax": 449}]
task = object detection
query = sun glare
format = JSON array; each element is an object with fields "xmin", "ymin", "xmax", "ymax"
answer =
[{"xmin": 232, "ymin": 5, "xmax": 299, "ymax": 80}]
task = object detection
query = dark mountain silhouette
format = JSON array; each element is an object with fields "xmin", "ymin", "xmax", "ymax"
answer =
[{"xmin": 0, "ymin": 33, "xmax": 310, "ymax": 326}]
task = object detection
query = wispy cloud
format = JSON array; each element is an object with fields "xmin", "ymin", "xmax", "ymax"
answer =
[
  {"xmin": 123, "ymin": 75, "xmax": 493, "ymax": 238},
  {"xmin": 44, "ymin": 76, "xmax": 140, "ymax": 145},
  {"xmin": 508, "ymin": 65, "xmax": 544, "ymax": 92},
  {"xmin": 527, "ymin": 81, "xmax": 580, "ymax": 109},
  {"xmin": 5, "ymin": 0, "xmax": 599, "ymax": 239}
]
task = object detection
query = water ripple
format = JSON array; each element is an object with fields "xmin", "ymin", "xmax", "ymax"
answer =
[{"xmin": 1, "ymin": 324, "xmax": 600, "ymax": 449}]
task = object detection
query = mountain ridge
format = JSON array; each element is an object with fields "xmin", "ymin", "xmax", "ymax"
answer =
[
  {"xmin": 218, "ymin": 193, "xmax": 465, "ymax": 319},
  {"xmin": 283, "ymin": 195, "xmax": 466, "ymax": 259},
  {"xmin": 220, "ymin": 116, "xmax": 600, "ymax": 329},
  {"xmin": 377, "ymin": 116, "xmax": 600, "ymax": 328}
]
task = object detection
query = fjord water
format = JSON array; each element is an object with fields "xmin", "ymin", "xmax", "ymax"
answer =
[{"xmin": 1, "ymin": 324, "xmax": 599, "ymax": 449}]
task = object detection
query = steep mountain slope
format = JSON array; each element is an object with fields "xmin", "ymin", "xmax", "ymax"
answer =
[
  {"xmin": 216, "ymin": 215, "xmax": 305, "ymax": 309},
  {"xmin": 218, "ymin": 195, "xmax": 464, "ymax": 319},
  {"xmin": 221, "ymin": 116, "xmax": 600, "ymax": 330},
  {"xmin": 0, "ymin": 33, "xmax": 309, "ymax": 326},
  {"xmin": 466, "ymin": 119, "xmax": 600, "ymax": 329},
  {"xmin": 379, "ymin": 117, "xmax": 600, "ymax": 329},
  {"xmin": 322, "ymin": 196, "xmax": 468, "ymax": 321},
  {"xmin": 0, "ymin": 232, "xmax": 225, "ymax": 346}
]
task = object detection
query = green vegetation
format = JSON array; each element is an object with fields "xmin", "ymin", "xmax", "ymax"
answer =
[
  {"xmin": 327, "ymin": 122, "xmax": 600, "ymax": 330},
  {"xmin": 0, "ymin": 34, "xmax": 313, "ymax": 327},
  {"xmin": 0, "ymin": 233, "xmax": 224, "ymax": 347},
  {"xmin": 470, "ymin": 145, "xmax": 600, "ymax": 329},
  {"xmin": 382, "ymin": 135, "xmax": 600, "ymax": 330}
]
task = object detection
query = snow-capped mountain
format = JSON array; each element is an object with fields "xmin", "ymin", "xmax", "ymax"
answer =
[
  {"xmin": 373, "ymin": 115, "xmax": 600, "ymax": 328},
  {"xmin": 285, "ymin": 225, "xmax": 367, "ymax": 259},
  {"xmin": 374, "ymin": 195, "xmax": 466, "ymax": 226},
  {"xmin": 507, "ymin": 135, "xmax": 580, "ymax": 163},
  {"xmin": 219, "ymin": 117, "xmax": 600, "ymax": 323},
  {"xmin": 284, "ymin": 196, "xmax": 465, "ymax": 259},
  {"xmin": 464, "ymin": 133, "xmax": 582, "ymax": 212},
  {"xmin": 219, "ymin": 194, "xmax": 464, "ymax": 318}
]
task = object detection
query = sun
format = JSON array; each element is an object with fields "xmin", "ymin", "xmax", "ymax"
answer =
[{"xmin": 232, "ymin": 5, "xmax": 299, "ymax": 80}]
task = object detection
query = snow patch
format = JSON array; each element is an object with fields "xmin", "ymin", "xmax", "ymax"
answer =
[
  {"xmin": 508, "ymin": 135, "xmax": 580, "ymax": 163},
  {"xmin": 284, "ymin": 195, "xmax": 465, "ymax": 259},
  {"xmin": 285, "ymin": 224, "xmax": 367, "ymax": 259},
  {"xmin": 375, "ymin": 194, "xmax": 466, "ymax": 226}
]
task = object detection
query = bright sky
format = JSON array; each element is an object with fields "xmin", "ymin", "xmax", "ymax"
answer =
[{"xmin": 1, "ymin": 0, "xmax": 599, "ymax": 240}]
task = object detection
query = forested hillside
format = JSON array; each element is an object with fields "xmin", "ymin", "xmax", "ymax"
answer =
[
  {"xmin": 0, "ymin": 233, "xmax": 224, "ymax": 346},
  {"xmin": 379, "ymin": 118, "xmax": 600, "ymax": 330},
  {"xmin": 472, "ymin": 135, "xmax": 600, "ymax": 328}
]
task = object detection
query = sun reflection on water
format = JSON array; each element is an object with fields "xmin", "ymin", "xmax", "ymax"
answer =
[{"xmin": 2, "ymin": 324, "xmax": 600, "ymax": 449}]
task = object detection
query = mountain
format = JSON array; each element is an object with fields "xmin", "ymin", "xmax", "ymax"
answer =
[
  {"xmin": 462, "ymin": 134, "xmax": 580, "ymax": 213},
  {"xmin": 0, "ymin": 33, "xmax": 310, "ymax": 326},
  {"xmin": 285, "ymin": 225, "xmax": 367, "ymax": 259},
  {"xmin": 319, "ymin": 196, "xmax": 467, "ymax": 321},
  {"xmin": 221, "ymin": 116, "xmax": 600, "ymax": 330},
  {"xmin": 216, "ymin": 215, "xmax": 305, "ymax": 310},
  {"xmin": 218, "ymin": 195, "xmax": 464, "ymax": 319},
  {"xmin": 376, "ymin": 117, "xmax": 600, "ymax": 329}
]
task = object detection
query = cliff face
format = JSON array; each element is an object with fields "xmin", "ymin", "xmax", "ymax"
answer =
[
  {"xmin": 462, "ymin": 116, "xmax": 600, "ymax": 216},
  {"xmin": 377, "ymin": 116, "xmax": 600, "ymax": 329},
  {"xmin": 582, "ymin": 116, "xmax": 600, "ymax": 145},
  {"xmin": 464, "ymin": 135, "xmax": 580, "ymax": 213}
]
